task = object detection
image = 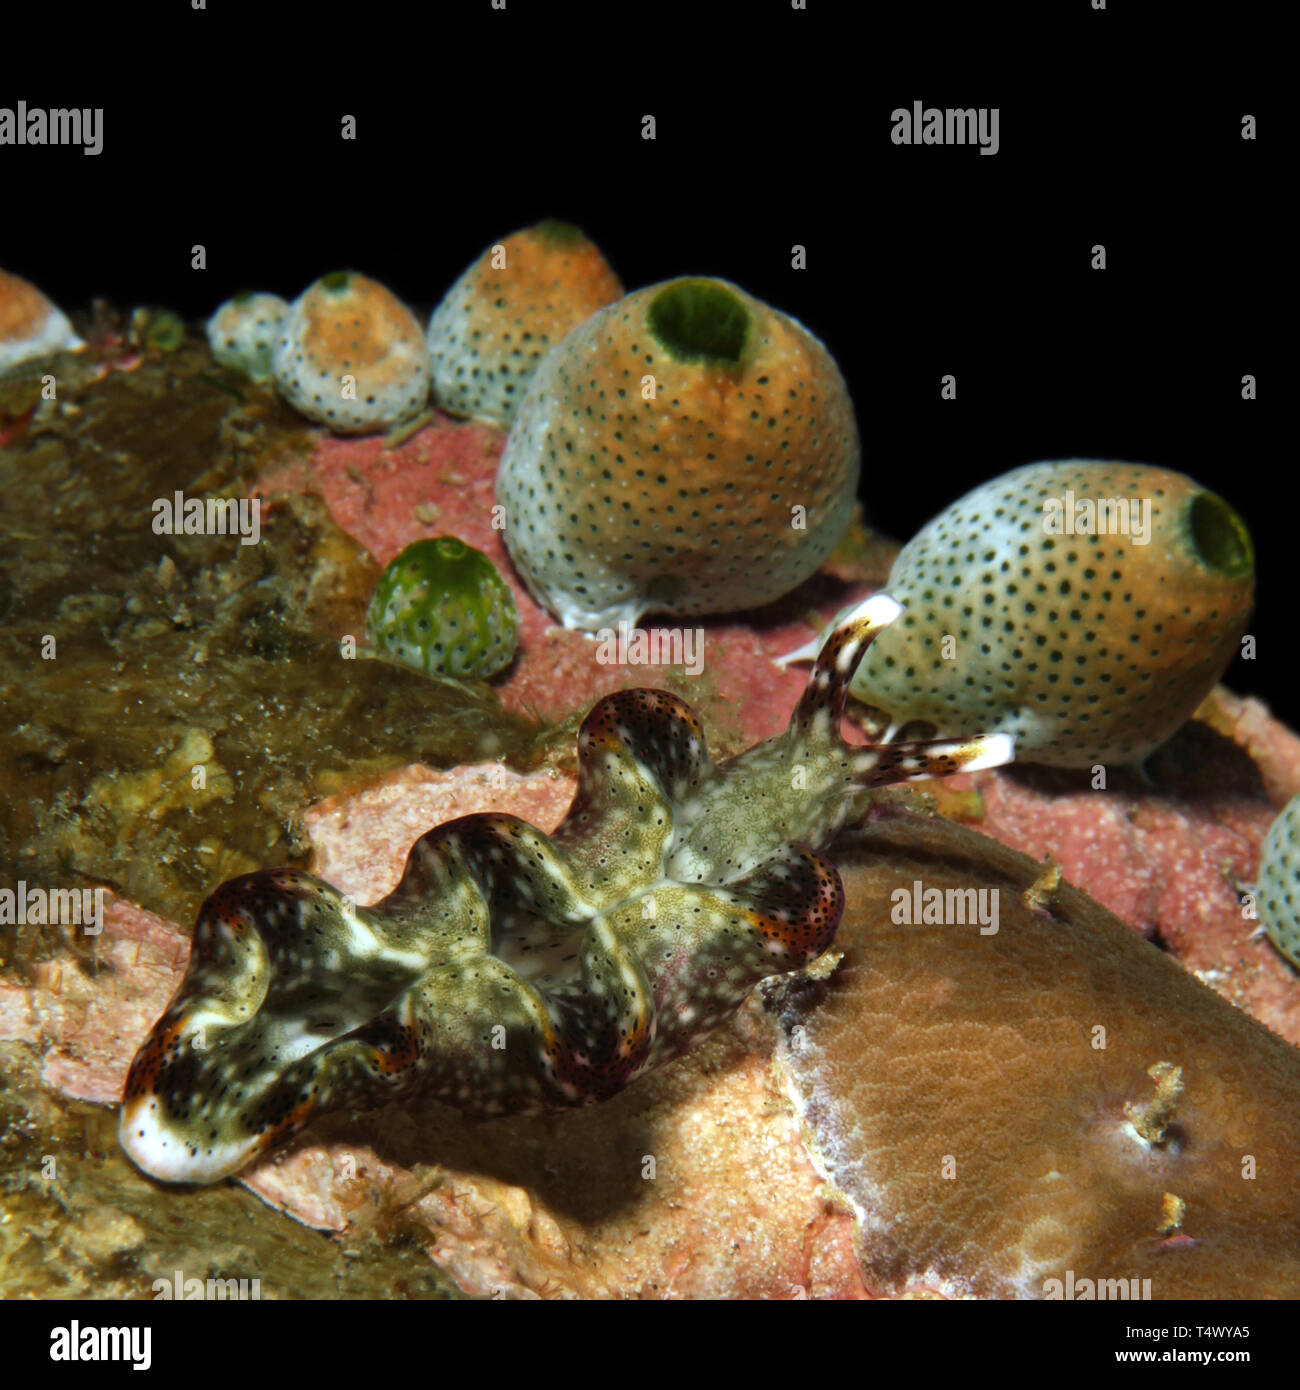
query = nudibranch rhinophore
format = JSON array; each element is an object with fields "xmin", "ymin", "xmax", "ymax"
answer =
[
  {"xmin": 496, "ymin": 276, "xmax": 860, "ymax": 631},
  {"xmin": 271, "ymin": 271, "xmax": 429, "ymax": 435},
  {"xmin": 119, "ymin": 595, "xmax": 1012, "ymax": 1184},
  {"xmin": 427, "ymin": 219, "xmax": 623, "ymax": 427},
  {"xmin": 788, "ymin": 461, "xmax": 1254, "ymax": 769}
]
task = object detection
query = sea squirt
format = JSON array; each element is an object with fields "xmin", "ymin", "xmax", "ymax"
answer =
[
  {"xmin": 1257, "ymin": 791, "xmax": 1300, "ymax": 971},
  {"xmin": 367, "ymin": 536, "xmax": 520, "ymax": 679},
  {"xmin": 118, "ymin": 595, "xmax": 1012, "ymax": 1184},
  {"xmin": 496, "ymin": 276, "xmax": 860, "ymax": 630},
  {"xmin": 427, "ymin": 219, "xmax": 623, "ymax": 426},
  {"xmin": 271, "ymin": 271, "xmax": 429, "ymax": 434},
  {"xmin": 205, "ymin": 292, "xmax": 289, "ymax": 383},
  {"xmin": 0, "ymin": 268, "xmax": 84, "ymax": 371},
  {"xmin": 822, "ymin": 460, "xmax": 1254, "ymax": 768}
]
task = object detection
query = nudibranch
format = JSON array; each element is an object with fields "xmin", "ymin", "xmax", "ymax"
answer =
[
  {"xmin": 1258, "ymin": 792, "xmax": 1300, "ymax": 971},
  {"xmin": 427, "ymin": 219, "xmax": 623, "ymax": 427},
  {"xmin": 368, "ymin": 537, "xmax": 520, "ymax": 679},
  {"xmin": 788, "ymin": 460, "xmax": 1254, "ymax": 768},
  {"xmin": 496, "ymin": 276, "xmax": 860, "ymax": 631},
  {"xmin": 271, "ymin": 271, "xmax": 429, "ymax": 434},
  {"xmin": 119, "ymin": 595, "xmax": 1012, "ymax": 1184},
  {"xmin": 205, "ymin": 292, "xmax": 289, "ymax": 383}
]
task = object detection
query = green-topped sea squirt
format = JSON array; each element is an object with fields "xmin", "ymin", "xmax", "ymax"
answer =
[{"xmin": 367, "ymin": 536, "xmax": 520, "ymax": 679}]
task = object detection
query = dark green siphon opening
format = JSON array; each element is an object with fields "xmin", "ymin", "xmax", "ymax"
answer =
[
  {"xmin": 532, "ymin": 219, "xmax": 584, "ymax": 246},
  {"xmin": 1188, "ymin": 491, "xmax": 1254, "ymax": 577},
  {"xmin": 647, "ymin": 280, "xmax": 750, "ymax": 367},
  {"xmin": 321, "ymin": 271, "xmax": 353, "ymax": 293}
]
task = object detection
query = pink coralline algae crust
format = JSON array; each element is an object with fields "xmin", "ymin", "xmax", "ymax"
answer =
[
  {"xmin": 302, "ymin": 762, "xmax": 578, "ymax": 902},
  {"xmin": 0, "ymin": 899, "xmax": 188, "ymax": 1106},
  {"xmin": 254, "ymin": 412, "xmax": 844, "ymax": 744},
  {"xmin": 972, "ymin": 714, "xmax": 1300, "ymax": 1048}
]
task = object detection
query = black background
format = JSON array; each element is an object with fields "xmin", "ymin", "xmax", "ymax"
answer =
[
  {"xmin": 5, "ymin": 0, "xmax": 1287, "ymax": 723},
  {"xmin": 1, "ymin": 0, "xmax": 1294, "ymax": 1344}
]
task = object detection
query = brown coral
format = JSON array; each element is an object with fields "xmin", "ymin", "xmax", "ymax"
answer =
[{"xmin": 772, "ymin": 801, "xmax": 1300, "ymax": 1298}]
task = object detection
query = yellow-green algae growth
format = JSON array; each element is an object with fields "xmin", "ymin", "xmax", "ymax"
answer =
[
  {"xmin": 0, "ymin": 339, "xmax": 547, "ymax": 933},
  {"xmin": 0, "ymin": 1044, "xmax": 463, "ymax": 1297},
  {"xmin": 0, "ymin": 335, "xmax": 555, "ymax": 1297}
]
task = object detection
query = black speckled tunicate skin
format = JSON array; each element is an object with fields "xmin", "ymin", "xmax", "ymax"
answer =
[
  {"xmin": 206, "ymin": 293, "xmax": 288, "ymax": 383},
  {"xmin": 1259, "ymin": 793, "xmax": 1300, "ymax": 969},
  {"xmin": 427, "ymin": 223, "xmax": 623, "ymax": 427},
  {"xmin": 496, "ymin": 277, "xmax": 860, "ymax": 631},
  {"xmin": 270, "ymin": 273, "xmax": 429, "ymax": 435},
  {"xmin": 851, "ymin": 460, "xmax": 1255, "ymax": 768}
]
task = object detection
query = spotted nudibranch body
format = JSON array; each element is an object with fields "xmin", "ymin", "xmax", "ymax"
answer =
[{"xmin": 119, "ymin": 596, "xmax": 1012, "ymax": 1184}]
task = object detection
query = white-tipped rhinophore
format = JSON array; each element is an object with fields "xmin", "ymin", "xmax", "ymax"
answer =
[
  {"xmin": 957, "ymin": 732, "xmax": 1016, "ymax": 774},
  {"xmin": 775, "ymin": 594, "xmax": 902, "ymax": 669},
  {"xmin": 842, "ymin": 592, "xmax": 904, "ymax": 630}
]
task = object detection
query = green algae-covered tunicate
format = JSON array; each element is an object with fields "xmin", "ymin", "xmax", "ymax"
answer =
[
  {"xmin": 845, "ymin": 460, "xmax": 1254, "ymax": 769},
  {"xmin": 1259, "ymin": 793, "xmax": 1300, "ymax": 971},
  {"xmin": 367, "ymin": 537, "xmax": 519, "ymax": 679}
]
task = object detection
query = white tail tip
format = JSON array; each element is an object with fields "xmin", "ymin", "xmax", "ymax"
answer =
[
  {"xmin": 843, "ymin": 592, "xmax": 904, "ymax": 630},
  {"xmin": 962, "ymin": 732, "xmax": 1016, "ymax": 773},
  {"xmin": 774, "ymin": 634, "xmax": 824, "ymax": 668}
]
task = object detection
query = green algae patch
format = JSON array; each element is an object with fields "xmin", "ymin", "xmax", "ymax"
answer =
[
  {"xmin": 0, "ymin": 340, "xmax": 545, "ymax": 935},
  {"xmin": 531, "ymin": 218, "xmax": 584, "ymax": 246}
]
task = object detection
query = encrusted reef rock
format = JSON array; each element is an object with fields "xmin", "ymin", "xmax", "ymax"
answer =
[{"xmin": 3, "ymin": 327, "xmax": 1296, "ymax": 1300}]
